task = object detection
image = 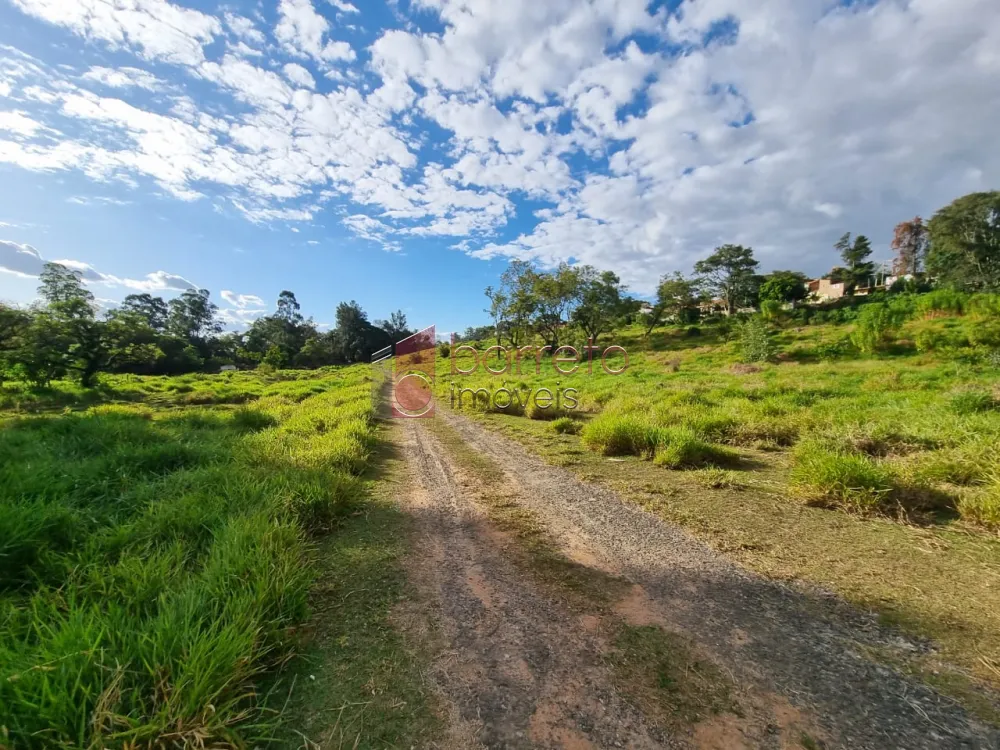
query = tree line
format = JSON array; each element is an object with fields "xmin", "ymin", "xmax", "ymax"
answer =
[
  {"xmin": 1, "ymin": 190, "xmax": 996, "ymax": 386},
  {"xmin": 471, "ymin": 190, "xmax": 1000, "ymax": 349},
  {"xmin": 0, "ymin": 264, "xmax": 412, "ymax": 386}
]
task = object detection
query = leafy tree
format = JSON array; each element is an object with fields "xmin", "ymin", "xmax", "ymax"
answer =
[
  {"xmin": 37, "ymin": 263, "xmax": 106, "ymax": 387},
  {"xmin": 376, "ymin": 310, "xmax": 412, "ymax": 344},
  {"xmin": 168, "ymin": 289, "xmax": 222, "ymax": 343},
  {"xmin": 832, "ymin": 233, "xmax": 875, "ymax": 292},
  {"xmin": 332, "ymin": 301, "xmax": 390, "ymax": 363},
  {"xmin": 499, "ymin": 260, "xmax": 536, "ymax": 349},
  {"xmin": 571, "ymin": 267, "xmax": 629, "ymax": 343},
  {"xmin": 926, "ymin": 191, "xmax": 1000, "ymax": 291},
  {"xmin": 483, "ymin": 285, "xmax": 508, "ymax": 352},
  {"xmin": 644, "ymin": 273, "xmax": 700, "ymax": 335},
  {"xmin": 694, "ymin": 244, "xmax": 760, "ymax": 315},
  {"xmin": 531, "ymin": 263, "xmax": 581, "ymax": 350},
  {"xmin": 120, "ymin": 293, "xmax": 169, "ymax": 331},
  {"xmin": 262, "ymin": 345, "xmax": 286, "ymax": 368},
  {"xmin": 891, "ymin": 217, "xmax": 929, "ymax": 277},
  {"xmin": 275, "ymin": 290, "xmax": 303, "ymax": 325},
  {"xmin": 0, "ymin": 304, "xmax": 30, "ymax": 384},
  {"xmin": 759, "ymin": 270, "xmax": 809, "ymax": 305}
]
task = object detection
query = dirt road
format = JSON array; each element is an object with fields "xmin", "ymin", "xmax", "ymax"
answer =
[{"xmin": 393, "ymin": 411, "xmax": 1000, "ymax": 750}]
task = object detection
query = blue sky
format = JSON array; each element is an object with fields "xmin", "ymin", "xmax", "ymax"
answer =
[{"xmin": 0, "ymin": 0, "xmax": 997, "ymax": 333}]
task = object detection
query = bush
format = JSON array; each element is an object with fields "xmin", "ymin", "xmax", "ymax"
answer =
[
  {"xmin": 438, "ymin": 342, "xmax": 451, "ymax": 358},
  {"xmin": 916, "ymin": 329, "xmax": 971, "ymax": 353},
  {"xmin": 759, "ymin": 299, "xmax": 783, "ymax": 322},
  {"xmin": 851, "ymin": 303, "xmax": 897, "ymax": 354},
  {"xmin": 789, "ymin": 441, "xmax": 895, "ymax": 512},
  {"xmin": 739, "ymin": 317, "xmax": 775, "ymax": 363},
  {"xmin": 582, "ymin": 413, "xmax": 660, "ymax": 456},
  {"xmin": 551, "ymin": 416, "xmax": 582, "ymax": 435},
  {"xmin": 968, "ymin": 323, "xmax": 1000, "ymax": 350},
  {"xmin": 653, "ymin": 427, "xmax": 737, "ymax": 469},
  {"xmin": 951, "ymin": 389, "xmax": 997, "ymax": 414},
  {"xmin": 957, "ymin": 476, "xmax": 1000, "ymax": 529},
  {"xmin": 916, "ymin": 289, "xmax": 967, "ymax": 318},
  {"xmin": 684, "ymin": 326, "xmax": 701, "ymax": 338}
]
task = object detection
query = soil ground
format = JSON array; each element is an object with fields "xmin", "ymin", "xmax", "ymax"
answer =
[{"xmin": 385, "ymin": 410, "xmax": 1000, "ymax": 749}]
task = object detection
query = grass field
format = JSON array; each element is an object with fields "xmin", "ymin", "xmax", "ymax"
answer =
[
  {"xmin": 441, "ymin": 300, "xmax": 1000, "ymax": 714},
  {"xmin": 0, "ymin": 366, "xmax": 434, "ymax": 746}
]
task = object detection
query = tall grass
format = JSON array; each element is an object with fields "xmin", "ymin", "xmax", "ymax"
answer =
[{"xmin": 0, "ymin": 367, "xmax": 375, "ymax": 746}]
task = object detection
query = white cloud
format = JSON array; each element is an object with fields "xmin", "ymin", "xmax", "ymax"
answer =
[
  {"xmin": 224, "ymin": 12, "xmax": 266, "ymax": 44},
  {"xmin": 2, "ymin": 0, "xmax": 998, "ymax": 291},
  {"xmin": 82, "ymin": 66, "xmax": 165, "ymax": 91},
  {"xmin": 283, "ymin": 62, "xmax": 316, "ymax": 89},
  {"xmin": 327, "ymin": 0, "xmax": 359, "ymax": 13},
  {"xmin": 221, "ymin": 289, "xmax": 266, "ymax": 308},
  {"xmin": 275, "ymin": 0, "xmax": 356, "ymax": 63},
  {"xmin": 0, "ymin": 239, "xmax": 44, "ymax": 277},
  {"xmin": 0, "ymin": 110, "xmax": 45, "ymax": 137},
  {"xmin": 0, "ymin": 239, "xmax": 197, "ymax": 291},
  {"xmin": 10, "ymin": 0, "xmax": 220, "ymax": 66}
]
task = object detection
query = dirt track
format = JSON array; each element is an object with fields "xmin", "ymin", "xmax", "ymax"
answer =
[{"xmin": 393, "ymin": 411, "xmax": 1000, "ymax": 750}]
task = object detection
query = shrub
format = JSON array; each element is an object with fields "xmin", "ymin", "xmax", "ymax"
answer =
[
  {"xmin": 231, "ymin": 406, "xmax": 279, "ymax": 433},
  {"xmin": 916, "ymin": 329, "xmax": 971, "ymax": 353},
  {"xmin": 582, "ymin": 413, "xmax": 660, "ymax": 456},
  {"xmin": 739, "ymin": 317, "xmax": 775, "ymax": 363},
  {"xmin": 653, "ymin": 428, "xmax": 737, "ymax": 469},
  {"xmin": 684, "ymin": 326, "xmax": 702, "ymax": 338},
  {"xmin": 951, "ymin": 389, "xmax": 997, "ymax": 414},
  {"xmin": 438, "ymin": 342, "xmax": 451, "ymax": 358},
  {"xmin": 851, "ymin": 303, "xmax": 897, "ymax": 354},
  {"xmin": 525, "ymin": 398, "xmax": 566, "ymax": 421},
  {"xmin": 916, "ymin": 289, "xmax": 967, "ymax": 318},
  {"xmin": 968, "ymin": 323, "xmax": 1000, "ymax": 350},
  {"xmin": 789, "ymin": 441, "xmax": 895, "ymax": 512},
  {"xmin": 957, "ymin": 475, "xmax": 1000, "ymax": 529},
  {"xmin": 551, "ymin": 416, "xmax": 582, "ymax": 435},
  {"xmin": 759, "ymin": 299, "xmax": 783, "ymax": 322},
  {"xmin": 694, "ymin": 468, "xmax": 743, "ymax": 489}
]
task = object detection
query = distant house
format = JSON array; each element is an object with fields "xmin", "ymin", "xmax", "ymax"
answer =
[
  {"xmin": 638, "ymin": 302, "xmax": 654, "ymax": 315},
  {"xmin": 219, "ymin": 365, "xmax": 238, "ymax": 372},
  {"xmin": 807, "ymin": 278, "xmax": 846, "ymax": 301}
]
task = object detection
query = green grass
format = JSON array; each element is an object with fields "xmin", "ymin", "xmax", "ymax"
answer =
[
  {"xmin": 0, "ymin": 366, "xmax": 400, "ymax": 746},
  {"xmin": 438, "ymin": 305, "xmax": 1000, "ymax": 720}
]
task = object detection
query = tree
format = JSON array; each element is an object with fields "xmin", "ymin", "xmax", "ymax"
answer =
[
  {"xmin": 531, "ymin": 263, "xmax": 581, "ymax": 350},
  {"xmin": 0, "ymin": 304, "xmax": 30, "ymax": 384},
  {"xmin": 832, "ymin": 233, "xmax": 875, "ymax": 292},
  {"xmin": 275, "ymin": 290, "xmax": 303, "ymax": 325},
  {"xmin": 499, "ymin": 260, "xmax": 536, "ymax": 349},
  {"xmin": 37, "ymin": 263, "xmax": 106, "ymax": 387},
  {"xmin": 168, "ymin": 289, "xmax": 222, "ymax": 343},
  {"xmin": 758, "ymin": 270, "xmax": 809, "ymax": 305},
  {"xmin": 332, "ymin": 301, "xmax": 389, "ymax": 363},
  {"xmin": 891, "ymin": 217, "xmax": 929, "ymax": 277},
  {"xmin": 926, "ymin": 191, "xmax": 1000, "ymax": 291},
  {"xmin": 570, "ymin": 267, "xmax": 628, "ymax": 343},
  {"xmin": 484, "ymin": 285, "xmax": 508, "ymax": 352},
  {"xmin": 120, "ymin": 293, "xmax": 169, "ymax": 331},
  {"xmin": 644, "ymin": 273, "xmax": 699, "ymax": 335},
  {"xmin": 376, "ymin": 310, "xmax": 412, "ymax": 344},
  {"xmin": 694, "ymin": 244, "xmax": 759, "ymax": 315}
]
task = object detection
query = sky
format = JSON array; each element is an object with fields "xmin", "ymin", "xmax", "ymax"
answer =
[{"xmin": 0, "ymin": 0, "xmax": 997, "ymax": 333}]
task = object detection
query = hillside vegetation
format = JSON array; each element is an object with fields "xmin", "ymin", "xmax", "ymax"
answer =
[
  {"xmin": 0, "ymin": 367, "xmax": 386, "ymax": 746},
  {"xmin": 442, "ymin": 291, "xmax": 1000, "ymax": 711}
]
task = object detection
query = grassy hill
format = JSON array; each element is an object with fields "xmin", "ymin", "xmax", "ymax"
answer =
[{"xmin": 440, "ymin": 292, "xmax": 1000, "ymax": 714}]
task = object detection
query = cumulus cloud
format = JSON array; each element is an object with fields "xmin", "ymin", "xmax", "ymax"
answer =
[
  {"xmin": 9, "ymin": 0, "xmax": 220, "ymax": 66},
  {"xmin": 1, "ymin": 0, "xmax": 999, "ymax": 291},
  {"xmin": 81, "ymin": 65, "xmax": 165, "ymax": 91},
  {"xmin": 0, "ymin": 239, "xmax": 197, "ymax": 291},
  {"xmin": 221, "ymin": 290, "xmax": 267, "ymax": 308}
]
